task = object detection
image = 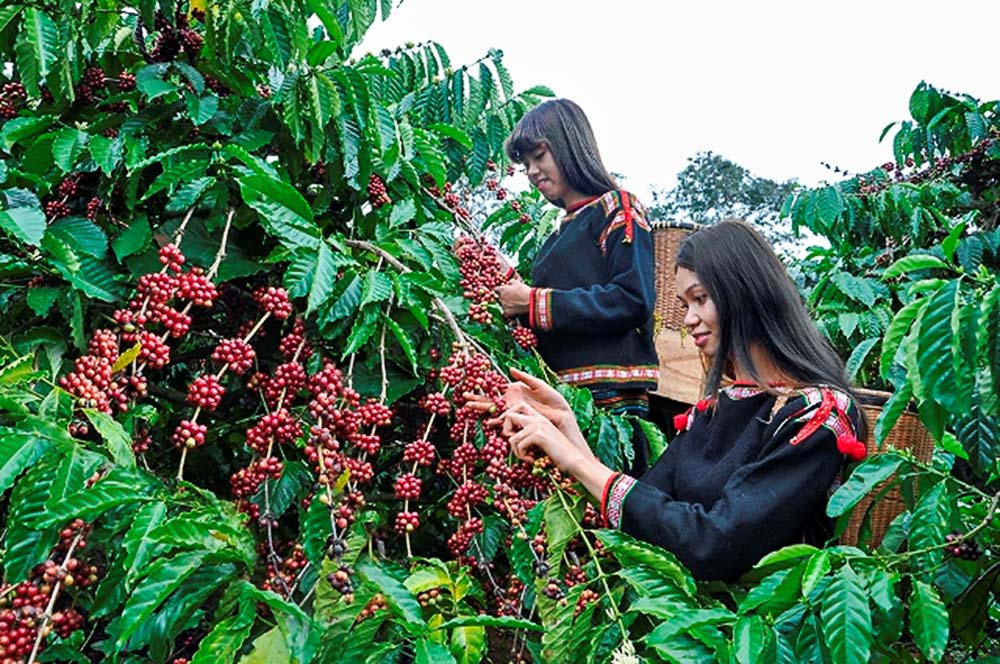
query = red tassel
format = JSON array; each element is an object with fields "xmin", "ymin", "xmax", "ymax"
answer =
[
  {"xmin": 620, "ymin": 191, "xmax": 634, "ymax": 244},
  {"xmin": 673, "ymin": 412, "xmax": 689, "ymax": 431},
  {"xmin": 838, "ymin": 435, "xmax": 867, "ymax": 461}
]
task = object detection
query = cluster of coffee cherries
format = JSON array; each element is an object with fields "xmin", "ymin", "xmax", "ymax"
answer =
[
  {"xmin": 454, "ymin": 235, "xmax": 512, "ymax": 325},
  {"xmin": 60, "ymin": 243, "xmax": 217, "ymax": 431},
  {"xmin": 944, "ymin": 531, "xmax": 983, "ymax": 561},
  {"xmin": 149, "ymin": 10, "xmax": 203, "ymax": 62},
  {"xmin": 511, "ymin": 325, "xmax": 538, "ymax": 350},
  {"xmin": 356, "ymin": 594, "xmax": 387, "ymax": 622},
  {"xmin": 0, "ymin": 521, "xmax": 93, "ymax": 662},
  {"xmin": 484, "ymin": 160, "xmax": 516, "ymax": 202},
  {"xmin": 856, "ymin": 134, "xmax": 998, "ymax": 195},
  {"xmin": 261, "ymin": 544, "xmax": 309, "ymax": 599},
  {"xmin": 367, "ymin": 174, "xmax": 391, "ymax": 208},
  {"xmin": 0, "ymin": 81, "xmax": 26, "ymax": 121}
]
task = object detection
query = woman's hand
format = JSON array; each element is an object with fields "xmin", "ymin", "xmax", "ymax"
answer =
[
  {"xmin": 495, "ymin": 281, "xmax": 531, "ymax": 317},
  {"xmin": 464, "ymin": 369, "xmax": 583, "ymax": 445},
  {"xmin": 503, "ymin": 402, "xmax": 616, "ymax": 500},
  {"xmin": 504, "ymin": 402, "xmax": 591, "ymax": 472}
]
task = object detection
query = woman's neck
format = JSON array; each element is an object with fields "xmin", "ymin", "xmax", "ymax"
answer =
[
  {"xmin": 731, "ymin": 345, "xmax": 792, "ymax": 387},
  {"xmin": 561, "ymin": 189, "xmax": 592, "ymax": 210}
]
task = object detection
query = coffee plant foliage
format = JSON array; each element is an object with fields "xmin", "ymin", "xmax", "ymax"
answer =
[{"xmin": 0, "ymin": 0, "xmax": 996, "ymax": 658}]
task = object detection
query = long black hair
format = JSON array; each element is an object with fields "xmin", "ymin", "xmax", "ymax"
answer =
[
  {"xmin": 504, "ymin": 99, "xmax": 618, "ymax": 205},
  {"xmin": 675, "ymin": 220, "xmax": 867, "ymax": 436}
]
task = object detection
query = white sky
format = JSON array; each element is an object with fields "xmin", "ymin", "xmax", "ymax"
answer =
[{"xmin": 357, "ymin": 0, "xmax": 999, "ymax": 201}]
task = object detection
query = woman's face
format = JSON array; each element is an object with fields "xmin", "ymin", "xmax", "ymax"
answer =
[
  {"xmin": 522, "ymin": 143, "xmax": 571, "ymax": 205},
  {"xmin": 676, "ymin": 267, "xmax": 719, "ymax": 358}
]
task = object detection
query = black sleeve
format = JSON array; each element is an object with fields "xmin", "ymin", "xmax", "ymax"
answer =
[
  {"xmin": 528, "ymin": 204, "xmax": 655, "ymax": 333},
  {"xmin": 610, "ymin": 404, "xmax": 856, "ymax": 581}
]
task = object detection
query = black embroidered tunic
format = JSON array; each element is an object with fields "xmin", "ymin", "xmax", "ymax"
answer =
[
  {"xmin": 526, "ymin": 191, "xmax": 658, "ymax": 393},
  {"xmin": 601, "ymin": 384, "xmax": 866, "ymax": 581}
]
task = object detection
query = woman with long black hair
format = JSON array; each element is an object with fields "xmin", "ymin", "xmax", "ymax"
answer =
[
  {"xmin": 496, "ymin": 99, "xmax": 658, "ymax": 472},
  {"xmin": 489, "ymin": 221, "xmax": 869, "ymax": 581}
]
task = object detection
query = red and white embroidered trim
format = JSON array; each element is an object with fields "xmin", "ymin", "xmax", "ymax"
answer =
[
  {"xmin": 532, "ymin": 288, "xmax": 553, "ymax": 331},
  {"xmin": 557, "ymin": 364, "xmax": 659, "ymax": 386},
  {"xmin": 605, "ymin": 475, "xmax": 637, "ymax": 529}
]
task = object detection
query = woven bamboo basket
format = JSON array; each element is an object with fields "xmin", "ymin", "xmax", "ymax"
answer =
[
  {"xmin": 839, "ymin": 388, "xmax": 935, "ymax": 547},
  {"xmin": 652, "ymin": 221, "xmax": 702, "ymax": 330}
]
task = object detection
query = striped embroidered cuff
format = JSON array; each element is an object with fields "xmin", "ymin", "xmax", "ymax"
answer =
[
  {"xmin": 527, "ymin": 287, "xmax": 537, "ymax": 328},
  {"xmin": 600, "ymin": 472, "xmax": 621, "ymax": 526},
  {"xmin": 532, "ymin": 288, "xmax": 553, "ymax": 331},
  {"xmin": 605, "ymin": 475, "xmax": 637, "ymax": 529}
]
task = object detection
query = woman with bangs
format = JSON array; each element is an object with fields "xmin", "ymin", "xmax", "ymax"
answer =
[
  {"xmin": 496, "ymin": 99, "xmax": 658, "ymax": 473},
  {"xmin": 481, "ymin": 221, "xmax": 869, "ymax": 581}
]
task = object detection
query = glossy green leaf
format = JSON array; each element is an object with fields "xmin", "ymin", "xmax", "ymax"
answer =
[
  {"xmin": 734, "ymin": 615, "xmax": 769, "ymax": 664},
  {"xmin": 873, "ymin": 382, "xmax": 912, "ymax": 449},
  {"xmin": 845, "ymin": 337, "xmax": 878, "ymax": 382},
  {"xmin": 239, "ymin": 174, "xmax": 319, "ymax": 251},
  {"xmin": 820, "ymin": 563, "xmax": 872, "ymax": 664},
  {"xmin": 908, "ymin": 483, "xmax": 950, "ymax": 568},
  {"xmin": 880, "ymin": 298, "xmax": 927, "ymax": 378},
  {"xmin": 909, "ymin": 580, "xmax": 949, "ymax": 662},
  {"xmin": 306, "ymin": 242, "xmax": 337, "ymax": 314},
  {"xmin": 83, "ymin": 409, "xmax": 135, "ymax": 467},
  {"xmin": 0, "ymin": 205, "xmax": 45, "ymax": 246},
  {"xmin": 14, "ymin": 8, "xmax": 60, "ymax": 97},
  {"xmin": 0, "ymin": 430, "xmax": 49, "ymax": 494},
  {"xmin": 917, "ymin": 281, "xmax": 962, "ymax": 410},
  {"xmin": 355, "ymin": 558, "xmax": 425, "ymax": 629},
  {"xmin": 415, "ymin": 638, "xmax": 457, "ymax": 664},
  {"xmin": 882, "ymin": 254, "xmax": 950, "ymax": 279},
  {"xmin": 827, "ymin": 453, "xmax": 903, "ymax": 517}
]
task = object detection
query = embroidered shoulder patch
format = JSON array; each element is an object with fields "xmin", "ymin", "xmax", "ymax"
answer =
[{"xmin": 787, "ymin": 387, "xmax": 865, "ymax": 461}]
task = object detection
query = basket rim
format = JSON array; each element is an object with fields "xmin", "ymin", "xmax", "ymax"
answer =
[{"xmin": 650, "ymin": 220, "xmax": 704, "ymax": 231}]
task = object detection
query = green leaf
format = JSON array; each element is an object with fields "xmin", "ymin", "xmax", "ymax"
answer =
[
  {"xmin": 827, "ymin": 453, "xmax": 903, "ymax": 517},
  {"xmin": 307, "ymin": 242, "xmax": 337, "ymax": 314},
  {"xmin": 415, "ymin": 638, "xmax": 457, "ymax": 664},
  {"xmin": 3, "ymin": 458, "xmax": 60, "ymax": 581},
  {"xmin": 917, "ymin": 281, "xmax": 962, "ymax": 410},
  {"xmin": 121, "ymin": 502, "xmax": 169, "ymax": 592},
  {"xmin": 238, "ymin": 626, "xmax": 289, "ymax": 664},
  {"xmin": 48, "ymin": 216, "xmax": 107, "ymax": 258},
  {"xmin": 845, "ymin": 337, "xmax": 878, "ymax": 382},
  {"xmin": 191, "ymin": 601, "xmax": 254, "ymax": 664},
  {"xmin": 384, "ymin": 316, "xmax": 417, "ymax": 372},
  {"xmin": 135, "ymin": 63, "xmax": 178, "ymax": 100},
  {"xmin": 800, "ymin": 550, "xmax": 831, "ymax": 599},
  {"xmin": 238, "ymin": 175, "xmax": 319, "ymax": 251},
  {"xmin": 359, "ymin": 270, "xmax": 394, "ymax": 307},
  {"xmin": 83, "ymin": 410, "xmax": 135, "ymax": 467},
  {"xmin": 428, "ymin": 122, "xmax": 472, "ymax": 148},
  {"xmin": 908, "ymin": 483, "xmax": 949, "ymax": 568},
  {"xmin": 873, "ymin": 382, "xmax": 913, "ymax": 449},
  {"xmin": 116, "ymin": 550, "xmax": 207, "ymax": 649},
  {"xmin": 37, "ymin": 468, "xmax": 151, "ymax": 527},
  {"xmin": 112, "ymin": 216, "xmax": 151, "ymax": 261},
  {"xmin": 820, "ymin": 563, "xmax": 872, "ymax": 664},
  {"xmin": 355, "ymin": 559, "xmax": 425, "ymax": 629},
  {"xmin": 734, "ymin": 615, "xmax": 769, "ymax": 664},
  {"xmin": 89, "ymin": 133, "xmax": 123, "ymax": 175},
  {"xmin": 389, "ymin": 199, "xmax": 417, "ymax": 227},
  {"xmin": 815, "ymin": 186, "xmax": 843, "ymax": 226},
  {"xmin": 0, "ymin": 205, "xmax": 46, "ymax": 246},
  {"xmin": 0, "ymin": 431, "xmax": 49, "ymax": 494},
  {"xmin": 26, "ymin": 287, "xmax": 59, "ymax": 317},
  {"xmin": 909, "ymin": 580, "xmax": 949, "ymax": 662},
  {"xmin": 739, "ymin": 567, "xmax": 802, "ymax": 617},
  {"xmin": 596, "ymin": 529, "xmax": 696, "ymax": 597},
  {"xmin": 543, "ymin": 491, "xmax": 584, "ymax": 570},
  {"xmin": 882, "ymin": 254, "xmax": 950, "ymax": 279},
  {"xmin": 880, "ymin": 298, "xmax": 927, "ymax": 378},
  {"xmin": 14, "ymin": 8, "xmax": 60, "ymax": 97},
  {"xmin": 185, "ymin": 91, "xmax": 219, "ymax": 126},
  {"xmin": 52, "ymin": 127, "xmax": 86, "ymax": 173},
  {"xmin": 831, "ymin": 272, "xmax": 877, "ymax": 307}
]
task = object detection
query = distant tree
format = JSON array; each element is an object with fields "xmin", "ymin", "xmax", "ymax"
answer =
[{"xmin": 648, "ymin": 151, "xmax": 799, "ymax": 248}]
